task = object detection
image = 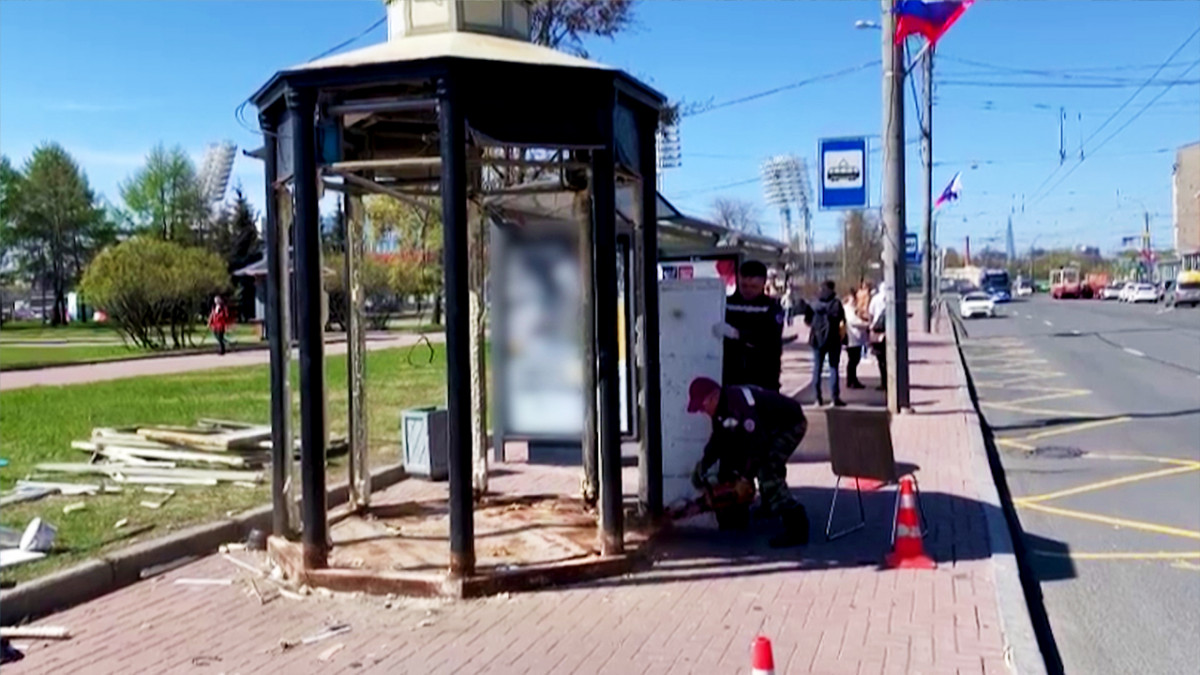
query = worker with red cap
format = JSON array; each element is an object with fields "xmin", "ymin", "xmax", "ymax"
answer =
[{"xmin": 687, "ymin": 376, "xmax": 810, "ymax": 547}]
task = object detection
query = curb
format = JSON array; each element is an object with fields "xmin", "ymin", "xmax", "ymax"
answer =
[
  {"xmin": 945, "ymin": 313, "xmax": 1051, "ymax": 675},
  {"xmin": 0, "ymin": 463, "xmax": 406, "ymax": 624}
]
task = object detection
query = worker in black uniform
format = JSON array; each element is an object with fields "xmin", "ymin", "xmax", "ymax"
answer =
[
  {"xmin": 717, "ymin": 260, "xmax": 787, "ymax": 391},
  {"xmin": 687, "ymin": 376, "xmax": 810, "ymax": 547}
]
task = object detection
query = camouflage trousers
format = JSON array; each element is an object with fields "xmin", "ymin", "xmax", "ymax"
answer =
[{"xmin": 755, "ymin": 418, "xmax": 808, "ymax": 516}]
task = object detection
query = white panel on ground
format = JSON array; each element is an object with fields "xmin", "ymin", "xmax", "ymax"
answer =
[{"xmin": 657, "ymin": 277, "xmax": 726, "ymax": 506}]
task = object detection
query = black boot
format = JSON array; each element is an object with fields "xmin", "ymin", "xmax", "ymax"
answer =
[{"xmin": 769, "ymin": 504, "xmax": 810, "ymax": 548}]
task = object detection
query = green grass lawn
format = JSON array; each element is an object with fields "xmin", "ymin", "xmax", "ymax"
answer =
[
  {"xmin": 0, "ymin": 344, "xmax": 447, "ymax": 582},
  {"xmin": 0, "ymin": 344, "xmax": 151, "ymax": 370},
  {"xmin": 0, "ymin": 321, "xmax": 126, "ymax": 342}
]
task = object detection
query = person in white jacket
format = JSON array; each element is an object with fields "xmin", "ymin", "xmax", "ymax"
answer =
[
  {"xmin": 868, "ymin": 282, "xmax": 889, "ymax": 392},
  {"xmin": 842, "ymin": 292, "xmax": 868, "ymax": 389}
]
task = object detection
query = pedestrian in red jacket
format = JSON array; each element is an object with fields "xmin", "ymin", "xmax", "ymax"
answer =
[{"xmin": 208, "ymin": 295, "xmax": 232, "ymax": 355}]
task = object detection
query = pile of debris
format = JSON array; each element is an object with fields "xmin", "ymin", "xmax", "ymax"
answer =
[{"xmin": 25, "ymin": 419, "xmax": 274, "ymax": 492}]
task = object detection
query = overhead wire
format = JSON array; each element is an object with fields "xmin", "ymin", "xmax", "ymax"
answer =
[
  {"xmin": 1030, "ymin": 58, "xmax": 1200, "ymax": 208},
  {"xmin": 233, "ymin": 14, "xmax": 388, "ymax": 137},
  {"xmin": 683, "ymin": 60, "xmax": 880, "ymax": 117},
  {"xmin": 1024, "ymin": 26, "xmax": 1200, "ymax": 207}
]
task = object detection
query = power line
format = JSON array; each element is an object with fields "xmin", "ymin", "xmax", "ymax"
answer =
[
  {"xmin": 939, "ymin": 74, "xmax": 1199, "ymax": 89},
  {"xmin": 671, "ymin": 176, "xmax": 759, "ymax": 198},
  {"xmin": 683, "ymin": 60, "xmax": 879, "ymax": 117},
  {"xmin": 1032, "ymin": 58, "xmax": 1200, "ymax": 208},
  {"xmin": 233, "ymin": 14, "xmax": 388, "ymax": 137},
  {"xmin": 1025, "ymin": 26, "xmax": 1200, "ymax": 206}
]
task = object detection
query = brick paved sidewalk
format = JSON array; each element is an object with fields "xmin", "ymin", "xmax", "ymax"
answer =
[{"xmin": 5, "ymin": 318, "xmax": 1019, "ymax": 674}]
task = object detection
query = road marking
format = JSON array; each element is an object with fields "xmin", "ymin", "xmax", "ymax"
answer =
[
  {"xmin": 1123, "ymin": 348, "xmax": 1146, "ymax": 358},
  {"xmin": 1173, "ymin": 560, "xmax": 1200, "ymax": 571},
  {"xmin": 982, "ymin": 401, "xmax": 1097, "ymax": 418},
  {"xmin": 1002, "ymin": 389, "xmax": 1092, "ymax": 406},
  {"xmin": 996, "ymin": 437, "xmax": 1036, "ymax": 451},
  {"xmin": 1031, "ymin": 550, "xmax": 1200, "ymax": 561},
  {"xmin": 1020, "ymin": 464, "xmax": 1200, "ymax": 504},
  {"xmin": 1020, "ymin": 416, "xmax": 1132, "ymax": 443},
  {"xmin": 1044, "ymin": 320, "xmax": 1053, "ymax": 327},
  {"xmin": 1017, "ymin": 500, "xmax": 1200, "ymax": 541}
]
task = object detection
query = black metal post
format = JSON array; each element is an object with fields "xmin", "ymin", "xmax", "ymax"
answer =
[
  {"xmin": 593, "ymin": 107, "xmax": 623, "ymax": 555},
  {"xmin": 637, "ymin": 109, "xmax": 663, "ymax": 520},
  {"xmin": 260, "ymin": 111, "xmax": 292, "ymax": 538},
  {"xmin": 438, "ymin": 75, "xmax": 475, "ymax": 577},
  {"xmin": 286, "ymin": 87, "xmax": 328, "ymax": 568}
]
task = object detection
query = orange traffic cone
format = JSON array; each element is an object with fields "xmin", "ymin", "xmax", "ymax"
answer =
[
  {"xmin": 751, "ymin": 636, "xmax": 775, "ymax": 675},
  {"xmin": 884, "ymin": 475, "xmax": 935, "ymax": 570}
]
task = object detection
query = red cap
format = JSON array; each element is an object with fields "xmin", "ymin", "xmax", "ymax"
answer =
[
  {"xmin": 751, "ymin": 635, "xmax": 775, "ymax": 671},
  {"xmin": 687, "ymin": 377, "xmax": 720, "ymax": 413}
]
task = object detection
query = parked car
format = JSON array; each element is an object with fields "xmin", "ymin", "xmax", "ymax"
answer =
[
  {"xmin": 1128, "ymin": 283, "xmax": 1158, "ymax": 303},
  {"xmin": 1118, "ymin": 281, "xmax": 1137, "ymax": 302},
  {"xmin": 1015, "ymin": 283, "xmax": 1033, "ymax": 297},
  {"xmin": 1158, "ymin": 280, "xmax": 1175, "ymax": 302},
  {"xmin": 986, "ymin": 287, "xmax": 1012, "ymax": 303},
  {"xmin": 1167, "ymin": 271, "xmax": 1200, "ymax": 308},
  {"xmin": 1100, "ymin": 283, "xmax": 1123, "ymax": 300},
  {"xmin": 960, "ymin": 292, "xmax": 995, "ymax": 319}
]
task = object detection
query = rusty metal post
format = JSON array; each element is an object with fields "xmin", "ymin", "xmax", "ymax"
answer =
[
  {"xmin": 345, "ymin": 194, "xmax": 369, "ymax": 509},
  {"xmin": 593, "ymin": 106, "xmax": 624, "ymax": 556}
]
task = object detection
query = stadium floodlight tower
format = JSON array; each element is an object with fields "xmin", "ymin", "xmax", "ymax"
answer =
[
  {"xmin": 655, "ymin": 122, "xmax": 681, "ymax": 191},
  {"xmin": 198, "ymin": 141, "xmax": 237, "ymax": 217},
  {"xmin": 761, "ymin": 154, "xmax": 813, "ymax": 281}
]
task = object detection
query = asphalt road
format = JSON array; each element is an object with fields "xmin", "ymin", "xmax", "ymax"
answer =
[{"xmin": 954, "ymin": 294, "xmax": 1200, "ymax": 675}]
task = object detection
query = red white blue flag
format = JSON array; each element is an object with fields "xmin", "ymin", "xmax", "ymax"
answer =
[
  {"xmin": 935, "ymin": 172, "xmax": 962, "ymax": 208},
  {"xmin": 894, "ymin": 1, "xmax": 973, "ymax": 44}
]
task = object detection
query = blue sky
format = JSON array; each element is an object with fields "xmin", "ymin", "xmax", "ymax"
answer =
[{"xmin": 2, "ymin": 0, "xmax": 1197, "ymax": 254}]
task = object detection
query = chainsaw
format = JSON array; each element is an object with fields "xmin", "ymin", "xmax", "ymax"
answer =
[{"xmin": 666, "ymin": 477, "xmax": 756, "ymax": 521}]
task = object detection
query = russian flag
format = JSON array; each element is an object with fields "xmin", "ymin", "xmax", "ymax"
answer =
[
  {"xmin": 935, "ymin": 172, "xmax": 962, "ymax": 208},
  {"xmin": 894, "ymin": 1, "xmax": 973, "ymax": 44}
]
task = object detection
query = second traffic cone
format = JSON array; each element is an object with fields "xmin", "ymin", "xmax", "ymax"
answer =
[
  {"xmin": 884, "ymin": 475, "xmax": 935, "ymax": 570},
  {"xmin": 751, "ymin": 635, "xmax": 775, "ymax": 675}
]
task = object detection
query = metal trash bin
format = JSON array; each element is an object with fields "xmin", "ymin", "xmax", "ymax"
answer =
[{"xmin": 401, "ymin": 407, "xmax": 448, "ymax": 481}]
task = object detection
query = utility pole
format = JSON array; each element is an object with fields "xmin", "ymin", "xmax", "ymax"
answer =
[
  {"xmin": 881, "ymin": 0, "xmax": 910, "ymax": 412},
  {"xmin": 920, "ymin": 45, "xmax": 934, "ymax": 334}
]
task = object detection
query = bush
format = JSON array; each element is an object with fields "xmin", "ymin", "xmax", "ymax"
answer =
[{"xmin": 81, "ymin": 237, "xmax": 229, "ymax": 349}]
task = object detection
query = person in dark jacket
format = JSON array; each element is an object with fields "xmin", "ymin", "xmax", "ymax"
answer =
[
  {"xmin": 803, "ymin": 280, "xmax": 847, "ymax": 407},
  {"xmin": 687, "ymin": 376, "xmax": 810, "ymax": 548},
  {"xmin": 719, "ymin": 260, "xmax": 786, "ymax": 391}
]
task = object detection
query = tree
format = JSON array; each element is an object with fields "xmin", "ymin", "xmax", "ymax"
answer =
[
  {"xmin": 6, "ymin": 144, "xmax": 114, "ymax": 325},
  {"xmin": 834, "ymin": 209, "xmax": 884, "ymax": 286},
  {"xmin": 710, "ymin": 197, "xmax": 761, "ymax": 234},
  {"xmin": 942, "ymin": 248, "xmax": 963, "ymax": 269},
  {"xmin": 82, "ymin": 237, "xmax": 228, "ymax": 349},
  {"xmin": 364, "ymin": 195, "xmax": 443, "ymax": 320},
  {"xmin": 120, "ymin": 144, "xmax": 207, "ymax": 243},
  {"xmin": 530, "ymin": 0, "xmax": 636, "ymax": 56}
]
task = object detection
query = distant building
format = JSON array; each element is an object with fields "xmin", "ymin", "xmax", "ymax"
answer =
[{"xmin": 1174, "ymin": 141, "xmax": 1200, "ymax": 270}]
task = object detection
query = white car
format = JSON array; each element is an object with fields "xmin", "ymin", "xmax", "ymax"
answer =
[
  {"xmin": 960, "ymin": 292, "xmax": 995, "ymax": 319},
  {"xmin": 1118, "ymin": 282, "xmax": 1137, "ymax": 302},
  {"xmin": 1101, "ymin": 284, "xmax": 1123, "ymax": 300},
  {"xmin": 1128, "ymin": 283, "xmax": 1158, "ymax": 303},
  {"xmin": 1015, "ymin": 284, "xmax": 1033, "ymax": 297}
]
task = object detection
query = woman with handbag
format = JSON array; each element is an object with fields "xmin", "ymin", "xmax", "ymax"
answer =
[{"xmin": 842, "ymin": 292, "xmax": 868, "ymax": 389}]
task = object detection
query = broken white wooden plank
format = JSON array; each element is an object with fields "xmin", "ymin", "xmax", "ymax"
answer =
[
  {"xmin": 61, "ymin": 502, "xmax": 86, "ymax": 515},
  {"xmin": 0, "ymin": 626, "xmax": 71, "ymax": 640},
  {"xmin": 143, "ymin": 487, "xmax": 176, "ymax": 496},
  {"xmin": 16, "ymin": 480, "xmax": 99, "ymax": 496},
  {"xmin": 114, "ymin": 475, "xmax": 219, "ymax": 487},
  {"xmin": 318, "ymin": 643, "xmax": 345, "ymax": 662},
  {"xmin": 233, "ymin": 481, "xmax": 259, "ymax": 489},
  {"xmin": 35, "ymin": 463, "xmax": 263, "ymax": 483},
  {"xmin": 0, "ymin": 549, "xmax": 46, "ymax": 569},
  {"xmin": 0, "ymin": 485, "xmax": 60, "ymax": 507},
  {"xmin": 99, "ymin": 445, "xmax": 247, "ymax": 467},
  {"xmin": 113, "ymin": 518, "xmax": 129, "ymax": 529}
]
